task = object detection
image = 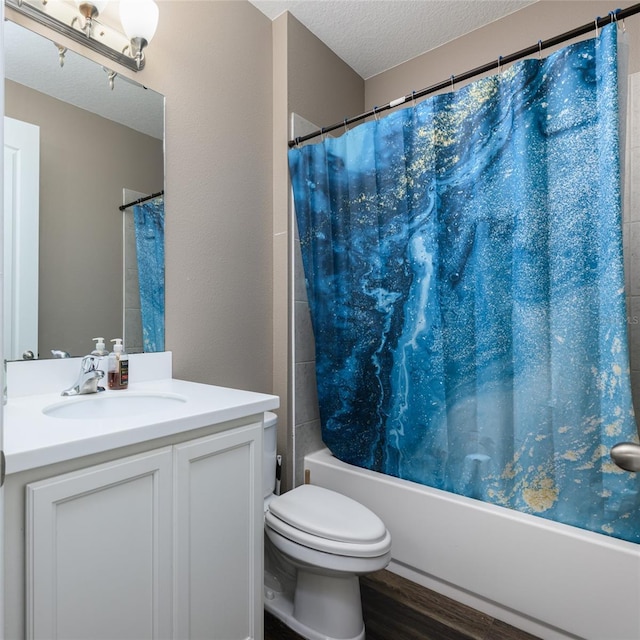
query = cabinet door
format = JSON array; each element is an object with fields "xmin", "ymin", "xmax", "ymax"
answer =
[
  {"xmin": 26, "ymin": 447, "xmax": 173, "ymax": 640},
  {"xmin": 174, "ymin": 422, "xmax": 263, "ymax": 640}
]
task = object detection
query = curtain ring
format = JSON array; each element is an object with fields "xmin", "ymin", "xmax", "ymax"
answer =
[
  {"xmin": 321, "ymin": 127, "xmax": 326, "ymax": 142},
  {"xmin": 538, "ymin": 40, "xmax": 543, "ymax": 60},
  {"xmin": 611, "ymin": 9, "xmax": 625, "ymax": 32},
  {"xmin": 498, "ymin": 55, "xmax": 503, "ymax": 74},
  {"xmin": 450, "ymin": 75, "xmax": 455, "ymax": 92},
  {"xmin": 373, "ymin": 105, "xmax": 379, "ymax": 121},
  {"xmin": 294, "ymin": 137, "xmax": 301, "ymax": 148},
  {"xmin": 411, "ymin": 90, "xmax": 416, "ymax": 108},
  {"xmin": 594, "ymin": 16, "xmax": 600, "ymax": 38},
  {"xmin": 343, "ymin": 118, "xmax": 349, "ymax": 135}
]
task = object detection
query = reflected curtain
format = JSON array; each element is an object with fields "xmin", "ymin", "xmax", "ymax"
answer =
[
  {"xmin": 134, "ymin": 197, "xmax": 165, "ymax": 352},
  {"xmin": 289, "ymin": 24, "xmax": 640, "ymax": 542}
]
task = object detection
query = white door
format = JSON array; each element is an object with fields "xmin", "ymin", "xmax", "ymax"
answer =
[
  {"xmin": 4, "ymin": 116, "xmax": 39, "ymax": 361},
  {"xmin": 1, "ymin": 12, "xmax": 7, "ymax": 635}
]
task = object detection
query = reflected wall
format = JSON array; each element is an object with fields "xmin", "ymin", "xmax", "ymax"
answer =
[{"xmin": 5, "ymin": 80, "xmax": 163, "ymax": 358}]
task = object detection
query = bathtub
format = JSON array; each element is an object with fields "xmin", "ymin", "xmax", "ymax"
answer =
[{"xmin": 304, "ymin": 448, "xmax": 640, "ymax": 640}]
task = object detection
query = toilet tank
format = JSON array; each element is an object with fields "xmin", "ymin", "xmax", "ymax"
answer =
[{"xmin": 263, "ymin": 412, "xmax": 278, "ymax": 499}]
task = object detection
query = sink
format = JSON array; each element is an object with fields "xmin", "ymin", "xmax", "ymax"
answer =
[{"xmin": 43, "ymin": 392, "xmax": 188, "ymax": 420}]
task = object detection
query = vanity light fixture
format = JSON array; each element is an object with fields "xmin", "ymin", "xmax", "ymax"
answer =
[
  {"xmin": 5, "ymin": 0, "xmax": 159, "ymax": 73},
  {"xmin": 119, "ymin": 0, "xmax": 159, "ymax": 69}
]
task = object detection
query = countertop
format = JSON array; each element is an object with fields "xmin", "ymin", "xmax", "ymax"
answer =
[{"xmin": 5, "ymin": 377, "xmax": 279, "ymax": 474}]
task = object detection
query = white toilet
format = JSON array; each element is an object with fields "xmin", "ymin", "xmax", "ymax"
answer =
[{"xmin": 262, "ymin": 412, "xmax": 392, "ymax": 640}]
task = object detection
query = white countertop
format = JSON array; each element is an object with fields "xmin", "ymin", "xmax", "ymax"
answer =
[{"xmin": 4, "ymin": 354, "xmax": 279, "ymax": 474}]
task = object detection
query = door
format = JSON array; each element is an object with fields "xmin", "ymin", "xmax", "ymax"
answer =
[
  {"xmin": 4, "ymin": 116, "xmax": 39, "ymax": 361},
  {"xmin": 1, "ymin": 12, "xmax": 7, "ymax": 636}
]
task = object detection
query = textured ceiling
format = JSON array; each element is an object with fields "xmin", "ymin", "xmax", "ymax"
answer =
[
  {"xmin": 250, "ymin": 0, "xmax": 538, "ymax": 79},
  {"xmin": 5, "ymin": 19, "xmax": 164, "ymax": 139}
]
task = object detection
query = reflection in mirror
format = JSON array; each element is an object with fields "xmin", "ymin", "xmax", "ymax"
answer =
[
  {"xmin": 122, "ymin": 189, "xmax": 165, "ymax": 353},
  {"xmin": 4, "ymin": 18, "xmax": 164, "ymax": 359}
]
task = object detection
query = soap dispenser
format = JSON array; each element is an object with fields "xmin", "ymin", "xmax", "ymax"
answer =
[
  {"xmin": 91, "ymin": 337, "xmax": 109, "ymax": 391},
  {"xmin": 108, "ymin": 339, "xmax": 129, "ymax": 390},
  {"xmin": 91, "ymin": 337, "xmax": 108, "ymax": 357}
]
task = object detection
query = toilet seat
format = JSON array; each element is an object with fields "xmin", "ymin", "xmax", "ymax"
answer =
[{"xmin": 265, "ymin": 484, "xmax": 391, "ymax": 558}]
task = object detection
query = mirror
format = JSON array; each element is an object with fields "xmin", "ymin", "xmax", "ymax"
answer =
[{"xmin": 4, "ymin": 18, "xmax": 164, "ymax": 360}]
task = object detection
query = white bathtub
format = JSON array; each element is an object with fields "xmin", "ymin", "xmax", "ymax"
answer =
[{"xmin": 305, "ymin": 448, "xmax": 640, "ymax": 640}]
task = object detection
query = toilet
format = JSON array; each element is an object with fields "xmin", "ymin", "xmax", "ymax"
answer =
[{"xmin": 262, "ymin": 412, "xmax": 392, "ymax": 640}]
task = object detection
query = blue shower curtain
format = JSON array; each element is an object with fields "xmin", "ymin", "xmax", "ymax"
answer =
[
  {"xmin": 289, "ymin": 24, "xmax": 640, "ymax": 543},
  {"xmin": 134, "ymin": 197, "xmax": 165, "ymax": 352}
]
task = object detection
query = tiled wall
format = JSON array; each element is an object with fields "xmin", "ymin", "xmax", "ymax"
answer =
[
  {"xmin": 291, "ymin": 72, "xmax": 640, "ymax": 487},
  {"xmin": 292, "ymin": 115, "xmax": 325, "ymax": 487},
  {"xmin": 124, "ymin": 213, "xmax": 143, "ymax": 355},
  {"xmin": 293, "ymin": 236, "xmax": 324, "ymax": 486},
  {"xmin": 123, "ymin": 189, "xmax": 144, "ymax": 355},
  {"xmin": 625, "ymin": 72, "xmax": 640, "ymax": 417}
]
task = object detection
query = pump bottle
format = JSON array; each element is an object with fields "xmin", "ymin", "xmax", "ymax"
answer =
[
  {"xmin": 91, "ymin": 337, "xmax": 109, "ymax": 391},
  {"xmin": 108, "ymin": 339, "xmax": 129, "ymax": 390},
  {"xmin": 91, "ymin": 337, "xmax": 108, "ymax": 357}
]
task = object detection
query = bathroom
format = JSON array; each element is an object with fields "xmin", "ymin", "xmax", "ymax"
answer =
[{"xmin": 2, "ymin": 0, "xmax": 640, "ymax": 639}]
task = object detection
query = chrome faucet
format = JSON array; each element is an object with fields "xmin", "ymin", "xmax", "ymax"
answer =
[
  {"xmin": 51, "ymin": 349, "xmax": 71, "ymax": 358},
  {"xmin": 61, "ymin": 355, "xmax": 105, "ymax": 396}
]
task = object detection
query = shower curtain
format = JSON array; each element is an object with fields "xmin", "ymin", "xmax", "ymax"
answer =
[
  {"xmin": 289, "ymin": 24, "xmax": 640, "ymax": 543},
  {"xmin": 134, "ymin": 197, "xmax": 165, "ymax": 352}
]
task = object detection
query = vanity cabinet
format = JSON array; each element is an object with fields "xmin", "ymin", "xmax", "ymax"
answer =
[{"xmin": 18, "ymin": 420, "xmax": 263, "ymax": 640}]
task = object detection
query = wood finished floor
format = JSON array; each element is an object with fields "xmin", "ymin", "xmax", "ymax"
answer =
[{"xmin": 264, "ymin": 569, "xmax": 541, "ymax": 640}]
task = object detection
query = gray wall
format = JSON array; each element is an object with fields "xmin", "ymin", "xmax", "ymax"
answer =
[
  {"xmin": 142, "ymin": 1, "xmax": 274, "ymax": 394},
  {"xmin": 5, "ymin": 80, "xmax": 163, "ymax": 359}
]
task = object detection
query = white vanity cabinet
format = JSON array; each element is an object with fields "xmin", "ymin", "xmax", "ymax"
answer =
[{"xmin": 16, "ymin": 419, "xmax": 263, "ymax": 640}]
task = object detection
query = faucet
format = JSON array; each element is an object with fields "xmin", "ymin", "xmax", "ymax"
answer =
[{"xmin": 61, "ymin": 355, "xmax": 105, "ymax": 396}]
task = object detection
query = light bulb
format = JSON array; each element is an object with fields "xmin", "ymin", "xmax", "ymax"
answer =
[
  {"xmin": 74, "ymin": 0, "xmax": 108, "ymax": 19},
  {"xmin": 119, "ymin": 0, "xmax": 159, "ymax": 43}
]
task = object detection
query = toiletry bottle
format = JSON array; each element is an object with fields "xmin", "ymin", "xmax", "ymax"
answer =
[
  {"xmin": 108, "ymin": 339, "xmax": 129, "ymax": 390},
  {"xmin": 91, "ymin": 337, "xmax": 108, "ymax": 357},
  {"xmin": 91, "ymin": 337, "xmax": 109, "ymax": 391}
]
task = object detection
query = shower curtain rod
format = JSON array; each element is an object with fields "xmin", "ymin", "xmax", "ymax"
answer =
[
  {"xmin": 288, "ymin": 3, "xmax": 640, "ymax": 148},
  {"xmin": 119, "ymin": 189, "xmax": 164, "ymax": 211}
]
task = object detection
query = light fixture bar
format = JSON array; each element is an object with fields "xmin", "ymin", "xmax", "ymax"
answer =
[{"xmin": 5, "ymin": 0, "xmax": 143, "ymax": 72}]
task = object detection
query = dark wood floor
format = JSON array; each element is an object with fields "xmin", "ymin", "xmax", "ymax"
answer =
[{"xmin": 264, "ymin": 569, "xmax": 540, "ymax": 640}]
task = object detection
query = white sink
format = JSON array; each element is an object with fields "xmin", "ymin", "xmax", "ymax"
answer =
[{"xmin": 43, "ymin": 392, "xmax": 188, "ymax": 420}]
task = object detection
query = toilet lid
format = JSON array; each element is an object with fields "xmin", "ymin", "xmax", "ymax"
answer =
[{"xmin": 267, "ymin": 484, "xmax": 388, "ymax": 544}]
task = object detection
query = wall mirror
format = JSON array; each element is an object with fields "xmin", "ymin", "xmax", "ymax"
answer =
[{"xmin": 4, "ymin": 17, "xmax": 165, "ymax": 360}]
